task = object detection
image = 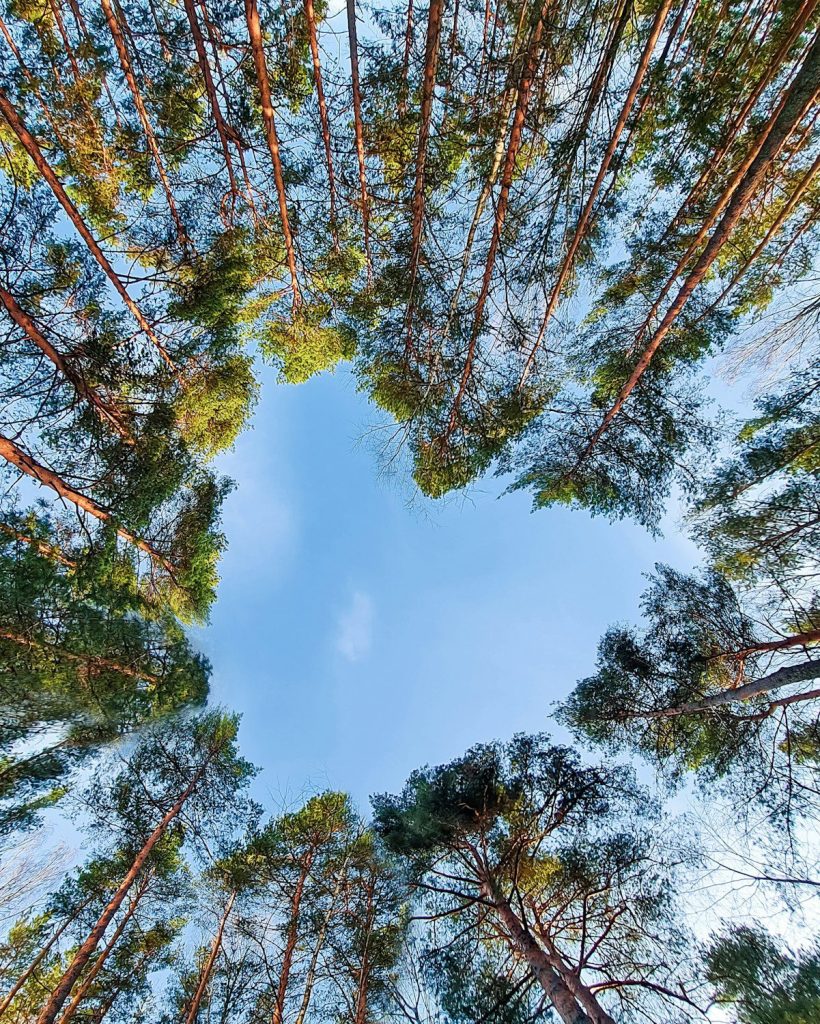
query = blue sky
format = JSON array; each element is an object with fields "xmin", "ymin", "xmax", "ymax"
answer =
[{"xmin": 198, "ymin": 360, "xmax": 701, "ymax": 811}]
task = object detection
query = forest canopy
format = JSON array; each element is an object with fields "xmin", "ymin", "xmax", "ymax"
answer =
[{"xmin": 0, "ymin": 0, "xmax": 817, "ymax": 1019}]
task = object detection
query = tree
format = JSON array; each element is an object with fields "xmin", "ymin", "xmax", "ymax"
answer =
[
  {"xmin": 373, "ymin": 733, "xmax": 705, "ymax": 1024},
  {"xmin": 560, "ymin": 565, "xmax": 820, "ymax": 821},
  {"xmin": 31, "ymin": 711, "xmax": 253, "ymax": 1024},
  {"xmin": 705, "ymin": 925, "xmax": 820, "ymax": 1024}
]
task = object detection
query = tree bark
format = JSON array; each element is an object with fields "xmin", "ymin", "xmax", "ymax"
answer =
[
  {"xmin": 572, "ymin": 28, "xmax": 820, "ymax": 467},
  {"xmin": 0, "ymin": 899, "xmax": 91, "ymax": 1017},
  {"xmin": 34, "ymin": 762, "xmax": 211, "ymax": 1024},
  {"xmin": 0, "ymin": 284, "xmax": 134, "ymax": 443},
  {"xmin": 57, "ymin": 880, "xmax": 150, "ymax": 1024},
  {"xmin": 0, "ymin": 433, "xmax": 177, "ymax": 579},
  {"xmin": 0, "ymin": 629, "xmax": 161, "ymax": 684},
  {"xmin": 482, "ymin": 886, "xmax": 594, "ymax": 1024},
  {"xmin": 99, "ymin": 0, "xmax": 187, "ymax": 244},
  {"xmin": 271, "ymin": 852, "xmax": 314, "ymax": 1024},
  {"xmin": 181, "ymin": 0, "xmax": 242, "ymax": 207},
  {"xmin": 184, "ymin": 891, "xmax": 236, "ymax": 1024},
  {"xmin": 518, "ymin": 0, "xmax": 673, "ymax": 385},
  {"xmin": 406, "ymin": 0, "xmax": 444, "ymax": 298},
  {"xmin": 446, "ymin": 3, "xmax": 548, "ymax": 433},
  {"xmin": 304, "ymin": 0, "xmax": 338, "ymax": 241},
  {"xmin": 0, "ymin": 88, "xmax": 176, "ymax": 371},
  {"xmin": 646, "ymin": 658, "xmax": 820, "ymax": 718},
  {"xmin": 346, "ymin": 0, "xmax": 372, "ymax": 277},
  {"xmin": 245, "ymin": 0, "xmax": 301, "ymax": 308}
]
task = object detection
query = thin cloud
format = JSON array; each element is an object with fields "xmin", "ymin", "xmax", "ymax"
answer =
[{"xmin": 335, "ymin": 590, "xmax": 374, "ymax": 663}]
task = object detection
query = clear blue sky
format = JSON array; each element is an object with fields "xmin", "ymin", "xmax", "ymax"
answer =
[{"xmin": 197, "ymin": 361, "xmax": 700, "ymax": 811}]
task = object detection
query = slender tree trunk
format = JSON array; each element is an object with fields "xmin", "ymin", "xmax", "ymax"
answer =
[
  {"xmin": 0, "ymin": 900, "xmax": 91, "ymax": 1016},
  {"xmin": 646, "ymin": 659, "xmax": 820, "ymax": 718},
  {"xmin": 0, "ymin": 88, "xmax": 176, "ymax": 371},
  {"xmin": 0, "ymin": 284, "xmax": 134, "ymax": 442},
  {"xmin": 0, "ymin": 17, "xmax": 71, "ymax": 152},
  {"xmin": 481, "ymin": 886, "xmax": 593, "ymax": 1024},
  {"xmin": 446, "ymin": 3, "xmax": 548, "ymax": 433},
  {"xmin": 304, "ymin": 0, "xmax": 338, "ymax": 241},
  {"xmin": 446, "ymin": 1, "xmax": 530, "ymax": 328},
  {"xmin": 0, "ymin": 629, "xmax": 161, "ymax": 683},
  {"xmin": 0, "ymin": 523, "xmax": 75, "ymax": 567},
  {"xmin": 184, "ymin": 891, "xmax": 236, "ymax": 1024},
  {"xmin": 271, "ymin": 853, "xmax": 313, "ymax": 1024},
  {"xmin": 181, "ymin": 0, "xmax": 241, "ymax": 207},
  {"xmin": 58, "ymin": 880, "xmax": 150, "ymax": 1024},
  {"xmin": 406, "ymin": 0, "xmax": 444, "ymax": 297},
  {"xmin": 663, "ymin": 0, "xmax": 819, "ymax": 248},
  {"xmin": 34, "ymin": 762, "xmax": 212, "ymax": 1024},
  {"xmin": 244, "ymin": 0, "xmax": 301, "ymax": 307},
  {"xmin": 572, "ymin": 28, "xmax": 820, "ymax": 467},
  {"xmin": 0, "ymin": 433, "xmax": 177, "ymax": 579},
  {"xmin": 346, "ymin": 0, "xmax": 372, "ymax": 277},
  {"xmin": 99, "ymin": 0, "xmax": 187, "ymax": 243},
  {"xmin": 518, "ymin": 0, "xmax": 674, "ymax": 385}
]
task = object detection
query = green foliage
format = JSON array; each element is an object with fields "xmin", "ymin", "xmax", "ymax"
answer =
[
  {"xmin": 262, "ymin": 304, "xmax": 357, "ymax": 384},
  {"xmin": 706, "ymin": 927, "xmax": 820, "ymax": 1024}
]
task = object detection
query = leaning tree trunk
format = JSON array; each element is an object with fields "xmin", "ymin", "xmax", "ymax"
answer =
[
  {"xmin": 518, "ymin": 0, "xmax": 674, "ymax": 385},
  {"xmin": 0, "ymin": 899, "xmax": 92, "ymax": 1017},
  {"xmin": 0, "ymin": 433, "xmax": 177, "ymax": 579},
  {"xmin": 0, "ymin": 284, "xmax": 134, "ymax": 443},
  {"xmin": 482, "ymin": 886, "xmax": 594, "ymax": 1024},
  {"xmin": 34, "ymin": 763, "xmax": 212, "ymax": 1024},
  {"xmin": 0, "ymin": 88, "xmax": 176, "ymax": 372},
  {"xmin": 271, "ymin": 852, "xmax": 314, "ymax": 1024},
  {"xmin": 99, "ymin": 0, "xmax": 186, "ymax": 243},
  {"xmin": 245, "ymin": 0, "xmax": 301, "ymax": 308},
  {"xmin": 57, "ymin": 879, "xmax": 151, "ymax": 1024},
  {"xmin": 304, "ymin": 0, "xmax": 338, "ymax": 240},
  {"xmin": 446, "ymin": 2, "xmax": 548, "ymax": 435},
  {"xmin": 572, "ymin": 27, "xmax": 820, "ymax": 467},
  {"xmin": 647, "ymin": 659, "xmax": 820, "ymax": 719},
  {"xmin": 183, "ymin": 891, "xmax": 236, "ymax": 1024},
  {"xmin": 346, "ymin": 0, "xmax": 372, "ymax": 277}
]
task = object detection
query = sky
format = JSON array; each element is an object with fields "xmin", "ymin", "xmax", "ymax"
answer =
[{"xmin": 198, "ymin": 359, "xmax": 701, "ymax": 812}]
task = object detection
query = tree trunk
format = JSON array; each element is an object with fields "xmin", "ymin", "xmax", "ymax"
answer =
[
  {"xmin": 407, "ymin": 0, "xmax": 444, "ymax": 295},
  {"xmin": 0, "ymin": 629, "xmax": 161, "ymax": 683},
  {"xmin": 647, "ymin": 658, "xmax": 820, "ymax": 718},
  {"xmin": 518, "ymin": 0, "xmax": 673, "ymax": 385},
  {"xmin": 245, "ymin": 0, "xmax": 301, "ymax": 308},
  {"xmin": 271, "ymin": 853, "xmax": 314, "ymax": 1024},
  {"xmin": 0, "ymin": 284, "xmax": 134, "ymax": 443},
  {"xmin": 482, "ymin": 886, "xmax": 594, "ymax": 1024},
  {"xmin": 0, "ymin": 523, "xmax": 75, "ymax": 567},
  {"xmin": 181, "ymin": 0, "xmax": 241, "ymax": 206},
  {"xmin": 0, "ymin": 88, "xmax": 176, "ymax": 371},
  {"xmin": 34, "ymin": 763, "xmax": 211, "ymax": 1024},
  {"xmin": 57, "ymin": 880, "xmax": 150, "ymax": 1024},
  {"xmin": 346, "ymin": 0, "xmax": 372, "ymax": 277},
  {"xmin": 184, "ymin": 891, "xmax": 236, "ymax": 1024},
  {"xmin": 0, "ymin": 899, "xmax": 91, "ymax": 1017},
  {"xmin": 99, "ymin": 0, "xmax": 186, "ymax": 244},
  {"xmin": 573, "ymin": 28, "xmax": 820, "ymax": 466},
  {"xmin": 0, "ymin": 433, "xmax": 177, "ymax": 579},
  {"xmin": 304, "ymin": 0, "xmax": 338, "ymax": 241},
  {"xmin": 446, "ymin": 3, "xmax": 548, "ymax": 433}
]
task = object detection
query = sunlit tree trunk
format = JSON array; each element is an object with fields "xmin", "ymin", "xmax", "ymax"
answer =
[
  {"xmin": 34, "ymin": 764, "xmax": 212, "ymax": 1024},
  {"xmin": 245, "ymin": 0, "xmax": 301, "ymax": 308},
  {"xmin": 0, "ymin": 88, "xmax": 176, "ymax": 371},
  {"xmin": 0, "ymin": 433, "xmax": 177, "ymax": 578},
  {"xmin": 0, "ymin": 284, "xmax": 134, "ymax": 442}
]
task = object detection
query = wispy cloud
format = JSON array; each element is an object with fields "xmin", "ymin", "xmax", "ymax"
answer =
[{"xmin": 334, "ymin": 590, "xmax": 374, "ymax": 663}]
